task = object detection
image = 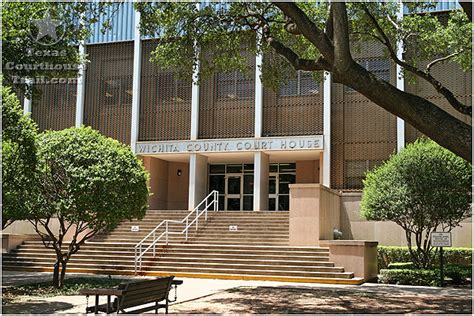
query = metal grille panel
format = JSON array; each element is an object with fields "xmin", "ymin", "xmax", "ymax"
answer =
[
  {"xmin": 405, "ymin": 62, "xmax": 472, "ymax": 143},
  {"xmin": 84, "ymin": 42, "xmax": 134, "ymax": 144},
  {"xmin": 31, "ymin": 82, "xmax": 77, "ymax": 131},
  {"xmin": 199, "ymin": 52, "xmax": 255, "ymax": 139},
  {"xmin": 331, "ymin": 42, "xmax": 398, "ymax": 190},
  {"xmin": 139, "ymin": 40, "xmax": 192, "ymax": 141},
  {"xmin": 263, "ymin": 71, "xmax": 323, "ymax": 136}
]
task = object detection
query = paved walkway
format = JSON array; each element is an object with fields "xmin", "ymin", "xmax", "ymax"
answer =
[{"xmin": 2, "ymin": 271, "xmax": 472, "ymax": 314}]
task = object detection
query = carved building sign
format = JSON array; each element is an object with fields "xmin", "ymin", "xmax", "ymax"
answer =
[{"xmin": 136, "ymin": 136, "xmax": 324, "ymax": 155}]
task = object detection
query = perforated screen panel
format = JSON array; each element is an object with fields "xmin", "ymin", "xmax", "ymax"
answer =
[
  {"xmin": 263, "ymin": 71, "xmax": 323, "ymax": 136},
  {"xmin": 84, "ymin": 42, "xmax": 134, "ymax": 144},
  {"xmin": 139, "ymin": 40, "xmax": 192, "ymax": 141},
  {"xmin": 330, "ymin": 42, "xmax": 398, "ymax": 190},
  {"xmin": 405, "ymin": 62, "xmax": 472, "ymax": 144},
  {"xmin": 199, "ymin": 51, "xmax": 255, "ymax": 139},
  {"xmin": 31, "ymin": 82, "xmax": 77, "ymax": 131}
]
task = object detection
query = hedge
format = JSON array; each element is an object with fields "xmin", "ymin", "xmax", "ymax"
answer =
[
  {"xmin": 380, "ymin": 264, "xmax": 472, "ymax": 286},
  {"xmin": 379, "ymin": 269, "xmax": 439, "ymax": 286},
  {"xmin": 378, "ymin": 246, "xmax": 472, "ymax": 269}
]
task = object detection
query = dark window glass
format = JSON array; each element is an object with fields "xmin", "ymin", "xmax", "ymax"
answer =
[
  {"xmin": 243, "ymin": 175, "xmax": 254, "ymax": 194},
  {"xmin": 209, "ymin": 164, "xmax": 225, "ymax": 174},
  {"xmin": 209, "ymin": 175, "xmax": 225, "ymax": 193},
  {"xmin": 227, "ymin": 198, "xmax": 240, "ymax": 210},
  {"xmin": 269, "ymin": 176, "xmax": 277, "ymax": 194},
  {"xmin": 269, "ymin": 164, "xmax": 278, "ymax": 173},
  {"xmin": 278, "ymin": 195, "xmax": 289, "ymax": 211},
  {"xmin": 279, "ymin": 163, "xmax": 296, "ymax": 172},
  {"xmin": 244, "ymin": 164, "xmax": 254, "ymax": 173},
  {"xmin": 226, "ymin": 164, "xmax": 243, "ymax": 173},
  {"xmin": 279, "ymin": 174, "xmax": 295, "ymax": 194},
  {"xmin": 227, "ymin": 176, "xmax": 241, "ymax": 194},
  {"xmin": 269, "ymin": 198, "xmax": 276, "ymax": 211},
  {"xmin": 243, "ymin": 196, "xmax": 253, "ymax": 210}
]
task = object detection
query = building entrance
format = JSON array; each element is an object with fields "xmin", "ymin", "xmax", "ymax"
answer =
[{"xmin": 209, "ymin": 163, "xmax": 296, "ymax": 211}]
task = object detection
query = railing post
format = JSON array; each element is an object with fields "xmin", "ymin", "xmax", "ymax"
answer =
[
  {"xmin": 196, "ymin": 208, "xmax": 198, "ymax": 230},
  {"xmin": 166, "ymin": 221, "xmax": 169, "ymax": 245},
  {"xmin": 215, "ymin": 191, "xmax": 218, "ymax": 212},
  {"xmin": 153, "ymin": 231, "xmax": 156, "ymax": 257},
  {"xmin": 185, "ymin": 218, "xmax": 189, "ymax": 241},
  {"xmin": 134, "ymin": 247, "xmax": 137, "ymax": 275}
]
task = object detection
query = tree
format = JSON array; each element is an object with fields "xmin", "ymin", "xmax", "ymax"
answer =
[
  {"xmin": 1, "ymin": 1, "xmax": 113, "ymax": 95},
  {"xmin": 136, "ymin": 2, "xmax": 472, "ymax": 161},
  {"xmin": 29, "ymin": 127, "xmax": 149, "ymax": 288},
  {"xmin": 360, "ymin": 139, "xmax": 471, "ymax": 268},
  {"xmin": 2, "ymin": 86, "xmax": 38, "ymax": 228}
]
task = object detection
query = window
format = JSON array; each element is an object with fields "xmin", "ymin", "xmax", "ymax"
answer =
[
  {"xmin": 103, "ymin": 78, "xmax": 132, "ymax": 106},
  {"xmin": 345, "ymin": 160, "xmax": 383, "ymax": 189},
  {"xmin": 279, "ymin": 71, "xmax": 320, "ymax": 96},
  {"xmin": 158, "ymin": 72, "xmax": 191, "ymax": 103},
  {"xmin": 216, "ymin": 71, "xmax": 253, "ymax": 99},
  {"xmin": 345, "ymin": 59, "xmax": 390, "ymax": 93}
]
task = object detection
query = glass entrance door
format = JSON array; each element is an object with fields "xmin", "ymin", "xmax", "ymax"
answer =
[
  {"xmin": 268, "ymin": 163, "xmax": 296, "ymax": 211},
  {"xmin": 225, "ymin": 174, "xmax": 241, "ymax": 210}
]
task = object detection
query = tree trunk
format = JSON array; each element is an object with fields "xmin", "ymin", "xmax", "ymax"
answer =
[{"xmin": 52, "ymin": 257, "xmax": 68, "ymax": 288}]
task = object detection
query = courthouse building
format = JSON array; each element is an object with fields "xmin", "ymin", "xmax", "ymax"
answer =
[{"xmin": 18, "ymin": 2, "xmax": 471, "ymax": 247}]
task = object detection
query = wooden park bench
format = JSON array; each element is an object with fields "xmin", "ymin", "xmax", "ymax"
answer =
[{"xmin": 79, "ymin": 276, "xmax": 183, "ymax": 314}]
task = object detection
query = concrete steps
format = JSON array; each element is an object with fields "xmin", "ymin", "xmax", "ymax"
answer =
[{"xmin": 3, "ymin": 210, "xmax": 363, "ymax": 285}]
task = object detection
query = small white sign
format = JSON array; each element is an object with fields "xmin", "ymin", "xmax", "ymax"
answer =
[
  {"xmin": 131, "ymin": 225, "xmax": 140, "ymax": 232},
  {"xmin": 229, "ymin": 225, "xmax": 238, "ymax": 232},
  {"xmin": 431, "ymin": 232, "xmax": 451, "ymax": 247}
]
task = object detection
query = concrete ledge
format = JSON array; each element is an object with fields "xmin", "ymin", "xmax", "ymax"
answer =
[
  {"xmin": 2, "ymin": 233, "xmax": 39, "ymax": 253},
  {"xmin": 319, "ymin": 240, "xmax": 378, "ymax": 281}
]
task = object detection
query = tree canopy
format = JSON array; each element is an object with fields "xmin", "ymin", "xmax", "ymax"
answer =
[
  {"xmin": 361, "ymin": 139, "xmax": 472, "ymax": 268},
  {"xmin": 29, "ymin": 127, "xmax": 150, "ymax": 287},
  {"xmin": 2, "ymin": 86, "xmax": 38, "ymax": 228},
  {"xmin": 136, "ymin": 2, "xmax": 472, "ymax": 161}
]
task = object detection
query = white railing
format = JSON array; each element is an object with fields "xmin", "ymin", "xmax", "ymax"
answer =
[{"xmin": 134, "ymin": 190, "xmax": 218, "ymax": 273}]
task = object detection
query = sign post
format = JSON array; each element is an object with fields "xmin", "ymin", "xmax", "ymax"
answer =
[{"xmin": 431, "ymin": 232, "xmax": 452, "ymax": 287}]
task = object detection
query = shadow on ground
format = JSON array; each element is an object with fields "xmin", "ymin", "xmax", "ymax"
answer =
[
  {"xmin": 2, "ymin": 300, "xmax": 74, "ymax": 314},
  {"xmin": 171, "ymin": 285, "xmax": 472, "ymax": 314}
]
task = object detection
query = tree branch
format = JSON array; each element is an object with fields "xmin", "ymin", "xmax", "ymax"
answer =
[
  {"xmin": 426, "ymin": 50, "xmax": 464, "ymax": 72},
  {"xmin": 332, "ymin": 2, "xmax": 353, "ymax": 72},
  {"xmin": 362, "ymin": 5, "xmax": 472, "ymax": 116},
  {"xmin": 273, "ymin": 2, "xmax": 335, "ymax": 63}
]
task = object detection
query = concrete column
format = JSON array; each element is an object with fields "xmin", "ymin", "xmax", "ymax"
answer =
[
  {"xmin": 322, "ymin": 71, "xmax": 331, "ymax": 187},
  {"xmin": 190, "ymin": 54, "xmax": 200, "ymax": 140},
  {"xmin": 190, "ymin": 3, "xmax": 201, "ymax": 140},
  {"xmin": 23, "ymin": 78, "xmax": 33, "ymax": 114},
  {"xmin": 130, "ymin": 9, "xmax": 142, "ymax": 153},
  {"xmin": 396, "ymin": 0, "xmax": 405, "ymax": 152},
  {"xmin": 75, "ymin": 42, "xmax": 86, "ymax": 127},
  {"xmin": 253, "ymin": 151, "xmax": 269, "ymax": 211},
  {"xmin": 188, "ymin": 153, "xmax": 208, "ymax": 210},
  {"xmin": 254, "ymin": 37, "xmax": 263, "ymax": 138}
]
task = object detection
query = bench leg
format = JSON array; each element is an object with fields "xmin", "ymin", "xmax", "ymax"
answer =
[
  {"xmin": 166, "ymin": 299, "xmax": 169, "ymax": 314},
  {"xmin": 155, "ymin": 301, "xmax": 158, "ymax": 313}
]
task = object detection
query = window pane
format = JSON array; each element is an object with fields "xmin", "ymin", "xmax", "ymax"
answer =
[
  {"xmin": 209, "ymin": 164, "xmax": 225, "ymax": 174},
  {"xmin": 268, "ymin": 198, "xmax": 276, "ymax": 211},
  {"xmin": 244, "ymin": 164, "xmax": 254, "ymax": 173},
  {"xmin": 227, "ymin": 176, "xmax": 241, "ymax": 194},
  {"xmin": 279, "ymin": 163, "xmax": 296, "ymax": 172},
  {"xmin": 209, "ymin": 175, "xmax": 225, "ymax": 193},
  {"xmin": 279, "ymin": 174, "xmax": 295, "ymax": 194},
  {"xmin": 243, "ymin": 175, "xmax": 254, "ymax": 194},
  {"xmin": 243, "ymin": 196, "xmax": 253, "ymax": 211},
  {"xmin": 227, "ymin": 198, "xmax": 240, "ymax": 210},
  {"xmin": 278, "ymin": 195, "xmax": 289, "ymax": 211},
  {"xmin": 269, "ymin": 176, "xmax": 276, "ymax": 194},
  {"xmin": 226, "ymin": 164, "xmax": 242, "ymax": 173},
  {"xmin": 269, "ymin": 164, "xmax": 278, "ymax": 173}
]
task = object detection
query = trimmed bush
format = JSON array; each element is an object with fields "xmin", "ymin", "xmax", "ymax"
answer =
[
  {"xmin": 379, "ymin": 269, "xmax": 439, "ymax": 286},
  {"xmin": 378, "ymin": 246, "xmax": 472, "ymax": 270},
  {"xmin": 445, "ymin": 264, "xmax": 472, "ymax": 284},
  {"xmin": 388, "ymin": 262, "xmax": 416, "ymax": 270}
]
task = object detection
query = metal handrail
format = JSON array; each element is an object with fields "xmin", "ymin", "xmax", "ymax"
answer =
[{"xmin": 134, "ymin": 190, "xmax": 218, "ymax": 273}]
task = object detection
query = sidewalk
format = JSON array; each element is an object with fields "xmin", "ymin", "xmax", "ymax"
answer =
[{"xmin": 2, "ymin": 271, "xmax": 472, "ymax": 314}]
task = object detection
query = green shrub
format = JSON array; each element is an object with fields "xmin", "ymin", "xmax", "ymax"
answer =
[
  {"xmin": 445, "ymin": 264, "xmax": 472, "ymax": 284},
  {"xmin": 378, "ymin": 246, "xmax": 473, "ymax": 269},
  {"xmin": 379, "ymin": 269, "xmax": 439, "ymax": 286},
  {"xmin": 388, "ymin": 262, "xmax": 416, "ymax": 269}
]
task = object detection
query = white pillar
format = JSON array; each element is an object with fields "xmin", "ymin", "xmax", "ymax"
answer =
[
  {"xmin": 322, "ymin": 71, "xmax": 331, "ymax": 187},
  {"xmin": 190, "ymin": 52, "xmax": 200, "ymax": 140},
  {"xmin": 188, "ymin": 153, "xmax": 208, "ymax": 210},
  {"xmin": 253, "ymin": 151, "xmax": 269, "ymax": 211},
  {"xmin": 396, "ymin": 0, "xmax": 405, "ymax": 152},
  {"xmin": 130, "ymin": 9, "xmax": 142, "ymax": 153},
  {"xmin": 23, "ymin": 79, "xmax": 32, "ymax": 114},
  {"xmin": 75, "ymin": 42, "xmax": 86, "ymax": 127},
  {"xmin": 190, "ymin": 3, "xmax": 200, "ymax": 140},
  {"xmin": 254, "ymin": 38, "xmax": 263, "ymax": 138}
]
